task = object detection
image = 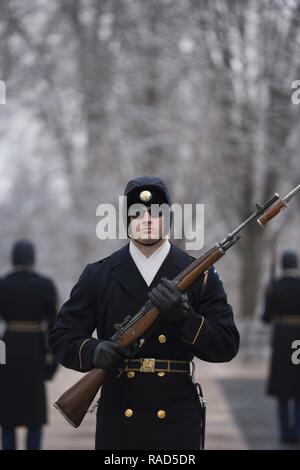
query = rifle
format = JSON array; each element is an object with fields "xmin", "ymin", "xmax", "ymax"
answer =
[{"xmin": 54, "ymin": 184, "xmax": 300, "ymax": 427}]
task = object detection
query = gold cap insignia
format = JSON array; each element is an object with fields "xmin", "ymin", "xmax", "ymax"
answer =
[{"xmin": 139, "ymin": 190, "xmax": 152, "ymax": 202}]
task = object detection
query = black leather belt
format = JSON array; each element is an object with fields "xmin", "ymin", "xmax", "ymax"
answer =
[{"xmin": 121, "ymin": 358, "xmax": 191, "ymax": 374}]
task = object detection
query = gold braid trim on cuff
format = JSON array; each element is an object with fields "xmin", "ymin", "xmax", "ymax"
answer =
[
  {"xmin": 192, "ymin": 316, "xmax": 205, "ymax": 344},
  {"xmin": 79, "ymin": 338, "xmax": 92, "ymax": 369}
]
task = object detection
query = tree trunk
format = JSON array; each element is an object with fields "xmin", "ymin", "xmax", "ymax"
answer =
[{"xmin": 238, "ymin": 222, "xmax": 265, "ymax": 318}]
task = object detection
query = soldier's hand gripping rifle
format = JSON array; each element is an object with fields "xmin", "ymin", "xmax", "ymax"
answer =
[{"xmin": 54, "ymin": 185, "xmax": 300, "ymax": 428}]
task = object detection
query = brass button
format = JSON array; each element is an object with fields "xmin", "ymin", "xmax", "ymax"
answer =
[
  {"xmin": 157, "ymin": 409, "xmax": 166, "ymax": 419},
  {"xmin": 140, "ymin": 190, "xmax": 152, "ymax": 202},
  {"xmin": 157, "ymin": 372, "xmax": 165, "ymax": 377},
  {"xmin": 158, "ymin": 334, "xmax": 167, "ymax": 344},
  {"xmin": 127, "ymin": 371, "xmax": 135, "ymax": 378},
  {"xmin": 124, "ymin": 408, "xmax": 133, "ymax": 418}
]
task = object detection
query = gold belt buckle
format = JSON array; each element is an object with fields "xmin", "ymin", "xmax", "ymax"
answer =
[{"xmin": 140, "ymin": 358, "xmax": 155, "ymax": 373}]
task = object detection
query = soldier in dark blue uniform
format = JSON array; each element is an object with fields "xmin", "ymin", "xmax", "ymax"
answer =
[
  {"xmin": 263, "ymin": 251, "xmax": 300, "ymax": 443},
  {"xmin": 50, "ymin": 176, "xmax": 239, "ymax": 450},
  {"xmin": 0, "ymin": 241, "xmax": 58, "ymax": 450}
]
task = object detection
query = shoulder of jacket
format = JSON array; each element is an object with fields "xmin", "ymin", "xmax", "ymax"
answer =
[
  {"xmin": 33, "ymin": 271, "xmax": 52, "ymax": 281},
  {"xmin": 85, "ymin": 255, "xmax": 111, "ymax": 276}
]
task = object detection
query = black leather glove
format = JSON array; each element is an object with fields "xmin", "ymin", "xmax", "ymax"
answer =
[
  {"xmin": 92, "ymin": 340, "xmax": 132, "ymax": 370},
  {"xmin": 148, "ymin": 277, "xmax": 190, "ymax": 323}
]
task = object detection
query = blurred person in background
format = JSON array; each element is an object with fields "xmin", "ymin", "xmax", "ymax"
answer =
[
  {"xmin": 0, "ymin": 240, "xmax": 58, "ymax": 450},
  {"xmin": 262, "ymin": 250, "xmax": 300, "ymax": 444}
]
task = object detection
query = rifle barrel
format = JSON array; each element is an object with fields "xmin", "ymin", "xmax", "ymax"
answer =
[{"xmin": 283, "ymin": 184, "xmax": 300, "ymax": 203}]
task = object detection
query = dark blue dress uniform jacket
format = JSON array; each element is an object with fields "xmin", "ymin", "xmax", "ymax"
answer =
[
  {"xmin": 0, "ymin": 270, "xmax": 57, "ymax": 427},
  {"xmin": 263, "ymin": 274, "xmax": 300, "ymax": 399},
  {"xmin": 50, "ymin": 242, "xmax": 239, "ymax": 450}
]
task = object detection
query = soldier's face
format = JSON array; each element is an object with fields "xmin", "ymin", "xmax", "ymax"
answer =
[{"xmin": 128, "ymin": 205, "xmax": 167, "ymax": 244}]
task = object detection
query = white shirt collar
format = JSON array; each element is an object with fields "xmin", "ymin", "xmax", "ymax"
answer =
[{"xmin": 129, "ymin": 239, "xmax": 171, "ymax": 287}]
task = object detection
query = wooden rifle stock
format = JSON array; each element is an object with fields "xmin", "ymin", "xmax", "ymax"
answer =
[
  {"xmin": 54, "ymin": 185, "xmax": 300, "ymax": 427},
  {"xmin": 54, "ymin": 368, "xmax": 107, "ymax": 427}
]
